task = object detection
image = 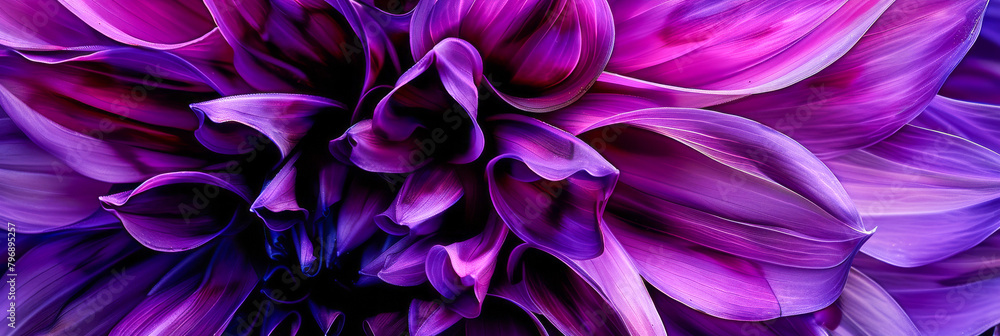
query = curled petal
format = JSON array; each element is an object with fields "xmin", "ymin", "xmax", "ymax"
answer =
[
  {"xmin": 378, "ymin": 167, "xmax": 464, "ymax": 236},
  {"xmin": 100, "ymin": 171, "xmax": 251, "ymax": 252},
  {"xmin": 487, "ymin": 114, "xmax": 618, "ymax": 260},
  {"xmin": 360, "ymin": 234, "xmax": 439, "ymax": 286},
  {"xmin": 716, "ymin": 0, "xmax": 989, "ymax": 157},
  {"xmin": 410, "ymin": 0, "xmax": 614, "ymax": 111},
  {"xmin": 425, "ymin": 215, "xmax": 507, "ymax": 318},
  {"xmin": 191, "ymin": 93, "xmax": 347, "ymax": 158},
  {"xmin": 332, "ymin": 38, "xmax": 485, "ymax": 173}
]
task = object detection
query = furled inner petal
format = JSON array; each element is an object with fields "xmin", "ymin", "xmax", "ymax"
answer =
[
  {"xmin": 100, "ymin": 171, "xmax": 252, "ymax": 252},
  {"xmin": 487, "ymin": 114, "xmax": 618, "ymax": 260},
  {"xmin": 410, "ymin": 0, "xmax": 614, "ymax": 112},
  {"xmin": 331, "ymin": 38, "xmax": 485, "ymax": 173},
  {"xmin": 425, "ymin": 215, "xmax": 507, "ymax": 318}
]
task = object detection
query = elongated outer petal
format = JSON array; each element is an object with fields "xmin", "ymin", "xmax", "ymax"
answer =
[
  {"xmin": 941, "ymin": 1, "xmax": 1000, "ymax": 105},
  {"xmin": 410, "ymin": 0, "xmax": 614, "ymax": 112},
  {"xmin": 0, "ymin": 109, "xmax": 111, "ymax": 232},
  {"xmin": 913, "ymin": 96, "xmax": 1000, "ymax": 154},
  {"xmin": 716, "ymin": 0, "xmax": 988, "ymax": 157},
  {"xmin": 378, "ymin": 167, "xmax": 464, "ymax": 236},
  {"xmin": 100, "ymin": 171, "xmax": 251, "ymax": 252},
  {"xmin": 487, "ymin": 114, "xmax": 618, "ymax": 260},
  {"xmin": 58, "ymin": 0, "xmax": 215, "ymax": 49},
  {"xmin": 825, "ymin": 123, "xmax": 1000, "ymax": 267},
  {"xmin": 560, "ymin": 228, "xmax": 669, "ymax": 336},
  {"xmin": 191, "ymin": 93, "xmax": 346, "ymax": 158},
  {"xmin": 0, "ymin": 49, "xmax": 218, "ymax": 183},
  {"xmin": 851, "ymin": 234, "xmax": 1000, "ymax": 336},
  {"xmin": 576, "ymin": 108, "xmax": 869, "ymax": 320},
  {"xmin": 650, "ymin": 267, "xmax": 922, "ymax": 336},
  {"xmin": 8, "ymin": 229, "xmax": 184, "ymax": 336},
  {"xmin": 608, "ymin": 0, "xmax": 892, "ymax": 93},
  {"xmin": 111, "ymin": 239, "xmax": 258, "ymax": 336},
  {"xmin": 0, "ymin": 0, "xmax": 114, "ymax": 50},
  {"xmin": 426, "ymin": 215, "xmax": 507, "ymax": 318}
]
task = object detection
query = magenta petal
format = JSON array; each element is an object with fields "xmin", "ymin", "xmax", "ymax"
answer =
[
  {"xmin": 559, "ymin": 229, "xmax": 668, "ymax": 335},
  {"xmin": 579, "ymin": 109, "xmax": 869, "ymax": 319},
  {"xmin": 425, "ymin": 215, "xmax": 507, "ymax": 318},
  {"xmin": 0, "ymin": 0, "xmax": 114, "ymax": 50},
  {"xmin": 59, "ymin": 0, "xmax": 214, "ymax": 48},
  {"xmin": 112, "ymin": 240, "xmax": 258, "ymax": 335},
  {"xmin": 608, "ymin": 0, "xmax": 892, "ymax": 93},
  {"xmin": 378, "ymin": 167, "xmax": 464, "ymax": 236},
  {"xmin": 191, "ymin": 93, "xmax": 346, "ymax": 158},
  {"xmin": 0, "ymin": 49, "xmax": 216, "ymax": 183},
  {"xmin": 716, "ymin": 0, "xmax": 988, "ymax": 157},
  {"xmin": 410, "ymin": 0, "xmax": 614, "ymax": 111},
  {"xmin": 487, "ymin": 114, "xmax": 618, "ymax": 260},
  {"xmin": 408, "ymin": 299, "xmax": 462, "ymax": 336},
  {"xmin": 100, "ymin": 172, "xmax": 251, "ymax": 252},
  {"xmin": 826, "ymin": 124, "xmax": 1000, "ymax": 267},
  {"xmin": 331, "ymin": 120, "xmax": 427, "ymax": 173}
]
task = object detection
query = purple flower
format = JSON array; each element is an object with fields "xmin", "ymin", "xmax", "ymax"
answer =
[{"xmin": 1, "ymin": 0, "xmax": 999, "ymax": 335}]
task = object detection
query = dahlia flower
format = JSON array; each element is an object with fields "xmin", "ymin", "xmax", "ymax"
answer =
[{"xmin": 1, "ymin": 0, "xmax": 999, "ymax": 335}]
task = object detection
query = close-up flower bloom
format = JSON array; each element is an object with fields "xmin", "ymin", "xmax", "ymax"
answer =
[{"xmin": 2, "ymin": 0, "xmax": 1000, "ymax": 335}]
